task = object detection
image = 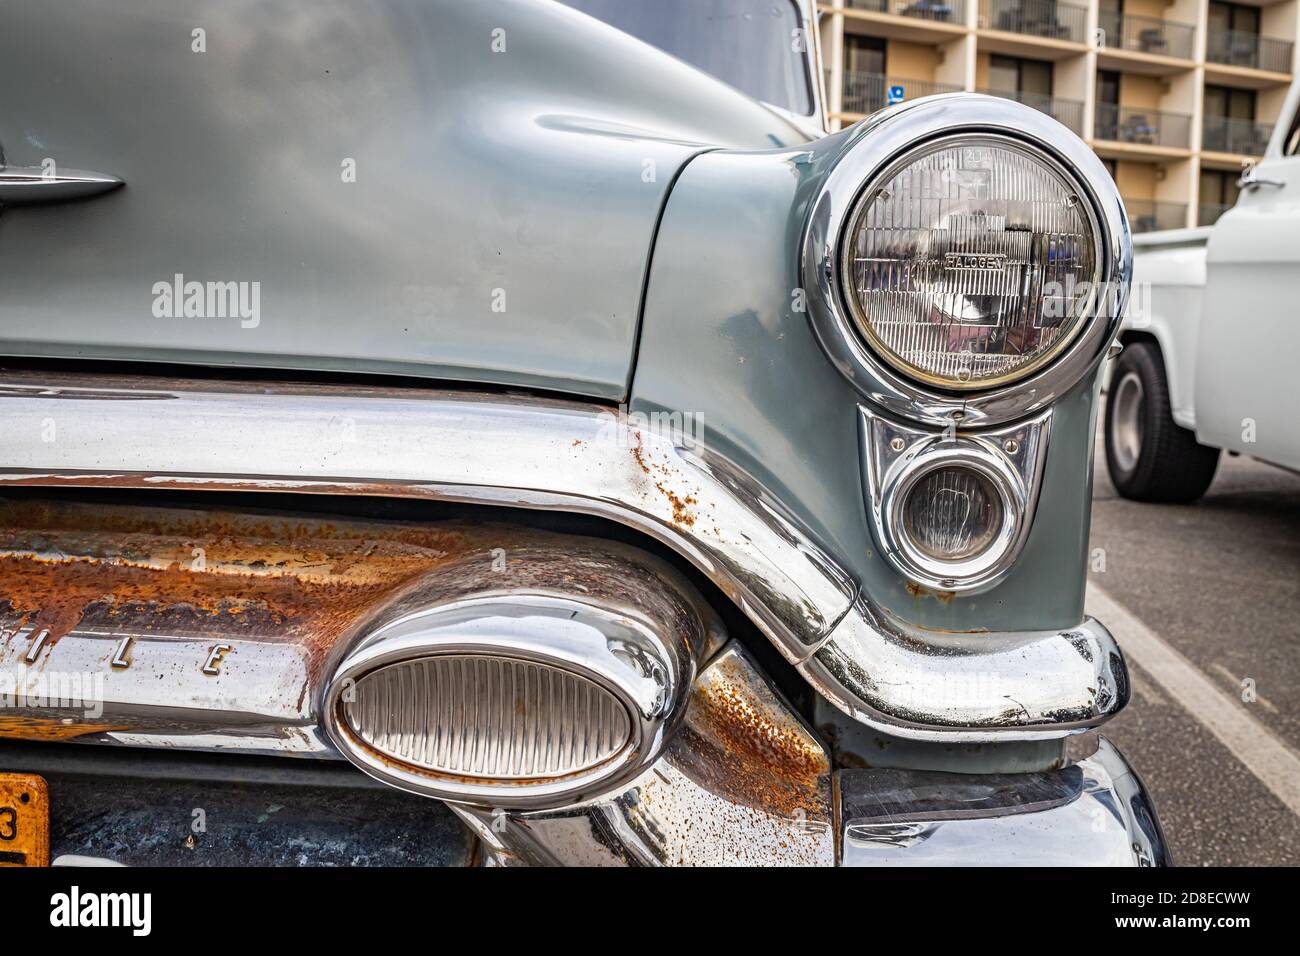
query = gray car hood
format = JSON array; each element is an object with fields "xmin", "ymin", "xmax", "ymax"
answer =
[{"xmin": 0, "ymin": 0, "xmax": 808, "ymax": 399}]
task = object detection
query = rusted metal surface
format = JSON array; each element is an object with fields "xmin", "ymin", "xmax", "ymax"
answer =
[
  {"xmin": 0, "ymin": 498, "xmax": 484, "ymax": 680},
  {"xmin": 0, "ymin": 496, "xmax": 727, "ymax": 758},
  {"xmin": 672, "ymin": 649, "xmax": 829, "ymax": 822},
  {"xmin": 0, "ymin": 496, "xmax": 697, "ymax": 751},
  {"xmin": 631, "ymin": 432, "xmax": 699, "ymax": 530},
  {"xmin": 0, "ymin": 716, "xmax": 129, "ymax": 741},
  {"xmin": 458, "ymin": 642, "xmax": 836, "ymax": 866}
]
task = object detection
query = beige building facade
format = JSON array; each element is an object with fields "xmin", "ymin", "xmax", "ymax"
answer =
[{"xmin": 817, "ymin": 0, "xmax": 1299, "ymax": 230}]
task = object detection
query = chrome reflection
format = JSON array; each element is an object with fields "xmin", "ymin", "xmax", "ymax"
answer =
[{"xmin": 837, "ymin": 737, "xmax": 1170, "ymax": 866}]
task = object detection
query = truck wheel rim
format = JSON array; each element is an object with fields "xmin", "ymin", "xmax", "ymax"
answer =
[{"xmin": 1112, "ymin": 370, "xmax": 1145, "ymax": 474}]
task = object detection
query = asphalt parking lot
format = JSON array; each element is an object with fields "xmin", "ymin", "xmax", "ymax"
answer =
[{"xmin": 1087, "ymin": 426, "xmax": 1300, "ymax": 866}]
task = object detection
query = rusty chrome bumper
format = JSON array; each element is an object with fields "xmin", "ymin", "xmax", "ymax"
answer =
[
  {"xmin": 837, "ymin": 737, "xmax": 1170, "ymax": 866},
  {"xmin": 0, "ymin": 373, "xmax": 1127, "ymax": 742},
  {"xmin": 454, "ymin": 676, "xmax": 1168, "ymax": 867}
]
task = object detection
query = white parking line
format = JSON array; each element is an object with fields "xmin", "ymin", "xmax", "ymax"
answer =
[
  {"xmin": 1087, "ymin": 582, "xmax": 1300, "ymax": 817},
  {"xmin": 1209, "ymin": 662, "xmax": 1280, "ymax": 714}
]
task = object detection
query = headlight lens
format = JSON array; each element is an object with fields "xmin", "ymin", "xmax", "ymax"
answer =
[
  {"xmin": 840, "ymin": 136, "xmax": 1099, "ymax": 390},
  {"xmin": 902, "ymin": 465, "xmax": 1001, "ymax": 561}
]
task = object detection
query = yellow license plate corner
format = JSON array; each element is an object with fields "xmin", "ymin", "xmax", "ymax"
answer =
[{"xmin": 0, "ymin": 773, "xmax": 50, "ymax": 867}]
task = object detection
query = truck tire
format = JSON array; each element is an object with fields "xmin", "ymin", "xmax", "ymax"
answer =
[{"xmin": 1104, "ymin": 341, "xmax": 1219, "ymax": 502}]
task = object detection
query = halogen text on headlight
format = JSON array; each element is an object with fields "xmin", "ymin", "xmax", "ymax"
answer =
[{"xmin": 839, "ymin": 135, "xmax": 1101, "ymax": 390}]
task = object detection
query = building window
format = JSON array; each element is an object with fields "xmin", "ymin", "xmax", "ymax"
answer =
[
  {"xmin": 989, "ymin": 55, "xmax": 1053, "ymax": 99},
  {"xmin": 1200, "ymin": 170, "xmax": 1240, "ymax": 208},
  {"xmin": 1095, "ymin": 70, "xmax": 1119, "ymax": 107},
  {"xmin": 1203, "ymin": 85, "xmax": 1259, "ymax": 153},
  {"xmin": 1208, "ymin": 2, "xmax": 1260, "ymax": 37},
  {"xmin": 1199, "ymin": 169, "xmax": 1241, "ymax": 225},
  {"xmin": 845, "ymin": 35, "xmax": 886, "ymax": 76},
  {"xmin": 1207, "ymin": 1, "xmax": 1265, "ymax": 68},
  {"xmin": 1204, "ymin": 85, "xmax": 1256, "ymax": 122}
]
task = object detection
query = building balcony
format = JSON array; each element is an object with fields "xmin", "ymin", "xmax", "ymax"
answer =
[
  {"xmin": 978, "ymin": 0, "xmax": 1088, "ymax": 44},
  {"xmin": 1126, "ymin": 199, "xmax": 1187, "ymax": 233},
  {"xmin": 1096, "ymin": 11, "xmax": 1195, "ymax": 62},
  {"xmin": 1094, "ymin": 103, "xmax": 1191, "ymax": 150},
  {"xmin": 1202, "ymin": 115, "xmax": 1274, "ymax": 156},
  {"xmin": 977, "ymin": 87, "xmax": 1084, "ymax": 133},
  {"xmin": 841, "ymin": 72, "xmax": 965, "ymax": 115},
  {"xmin": 844, "ymin": 0, "xmax": 967, "ymax": 24},
  {"xmin": 1198, "ymin": 202, "xmax": 1233, "ymax": 227},
  {"xmin": 1206, "ymin": 30, "xmax": 1293, "ymax": 75}
]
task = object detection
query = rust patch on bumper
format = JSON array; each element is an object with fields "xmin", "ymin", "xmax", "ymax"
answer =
[
  {"xmin": 0, "ymin": 497, "xmax": 711, "ymax": 753},
  {"xmin": 0, "ymin": 499, "xmax": 533, "ymax": 745},
  {"xmin": 677, "ymin": 650, "xmax": 829, "ymax": 822},
  {"xmin": 0, "ymin": 714, "xmax": 129, "ymax": 740},
  {"xmin": 0, "ymin": 498, "xmax": 488, "ymax": 669}
]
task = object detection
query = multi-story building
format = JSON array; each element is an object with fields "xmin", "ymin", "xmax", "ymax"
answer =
[{"xmin": 818, "ymin": 0, "xmax": 1298, "ymax": 230}]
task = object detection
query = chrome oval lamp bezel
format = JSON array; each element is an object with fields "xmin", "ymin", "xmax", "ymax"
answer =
[
  {"xmin": 803, "ymin": 94, "xmax": 1131, "ymax": 428},
  {"xmin": 323, "ymin": 593, "xmax": 697, "ymax": 810}
]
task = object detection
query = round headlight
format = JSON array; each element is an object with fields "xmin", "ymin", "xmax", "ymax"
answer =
[
  {"xmin": 839, "ymin": 135, "xmax": 1100, "ymax": 390},
  {"xmin": 902, "ymin": 465, "xmax": 1002, "ymax": 561}
]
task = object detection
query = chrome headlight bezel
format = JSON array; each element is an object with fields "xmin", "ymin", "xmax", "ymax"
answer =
[
  {"xmin": 837, "ymin": 133, "xmax": 1104, "ymax": 392},
  {"xmin": 803, "ymin": 94, "xmax": 1131, "ymax": 429}
]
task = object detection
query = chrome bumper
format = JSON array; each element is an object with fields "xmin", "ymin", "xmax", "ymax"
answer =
[
  {"xmin": 0, "ymin": 373, "xmax": 1127, "ymax": 742},
  {"xmin": 837, "ymin": 737, "xmax": 1170, "ymax": 866},
  {"xmin": 452, "ymin": 639, "xmax": 1165, "ymax": 867},
  {"xmin": 439, "ymin": 645, "xmax": 1166, "ymax": 867}
]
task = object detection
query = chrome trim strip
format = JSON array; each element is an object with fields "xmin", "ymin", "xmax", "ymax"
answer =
[
  {"xmin": 837, "ymin": 737, "xmax": 1170, "ymax": 866},
  {"xmin": 0, "ymin": 165, "xmax": 124, "ymax": 206},
  {"xmin": 0, "ymin": 624, "xmax": 329, "ymax": 755},
  {"xmin": 0, "ymin": 374, "xmax": 853, "ymax": 654},
  {"xmin": 0, "ymin": 373, "xmax": 1123, "ymax": 740},
  {"xmin": 802, "ymin": 94, "xmax": 1131, "ymax": 428}
]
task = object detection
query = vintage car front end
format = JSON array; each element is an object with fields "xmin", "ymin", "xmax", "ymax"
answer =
[{"xmin": 0, "ymin": 0, "xmax": 1167, "ymax": 867}]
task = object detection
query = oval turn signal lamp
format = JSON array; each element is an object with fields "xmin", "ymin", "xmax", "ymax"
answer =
[
  {"xmin": 322, "ymin": 535, "xmax": 713, "ymax": 811},
  {"xmin": 341, "ymin": 654, "xmax": 634, "ymax": 782}
]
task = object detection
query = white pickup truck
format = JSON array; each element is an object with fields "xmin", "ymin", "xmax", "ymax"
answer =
[{"xmin": 1104, "ymin": 79, "xmax": 1300, "ymax": 502}]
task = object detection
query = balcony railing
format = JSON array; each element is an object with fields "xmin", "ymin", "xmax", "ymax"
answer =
[
  {"xmin": 841, "ymin": 72, "xmax": 965, "ymax": 115},
  {"xmin": 1206, "ymin": 30, "xmax": 1294, "ymax": 74},
  {"xmin": 1125, "ymin": 199, "xmax": 1187, "ymax": 233},
  {"xmin": 978, "ymin": 87, "xmax": 1084, "ymax": 133},
  {"xmin": 845, "ymin": 0, "xmax": 967, "ymax": 24},
  {"xmin": 1094, "ymin": 103, "xmax": 1191, "ymax": 149},
  {"xmin": 1198, "ymin": 202, "xmax": 1233, "ymax": 227},
  {"xmin": 1202, "ymin": 115, "xmax": 1273, "ymax": 155},
  {"xmin": 980, "ymin": 0, "xmax": 1088, "ymax": 43},
  {"xmin": 1096, "ymin": 11, "xmax": 1195, "ymax": 61}
]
